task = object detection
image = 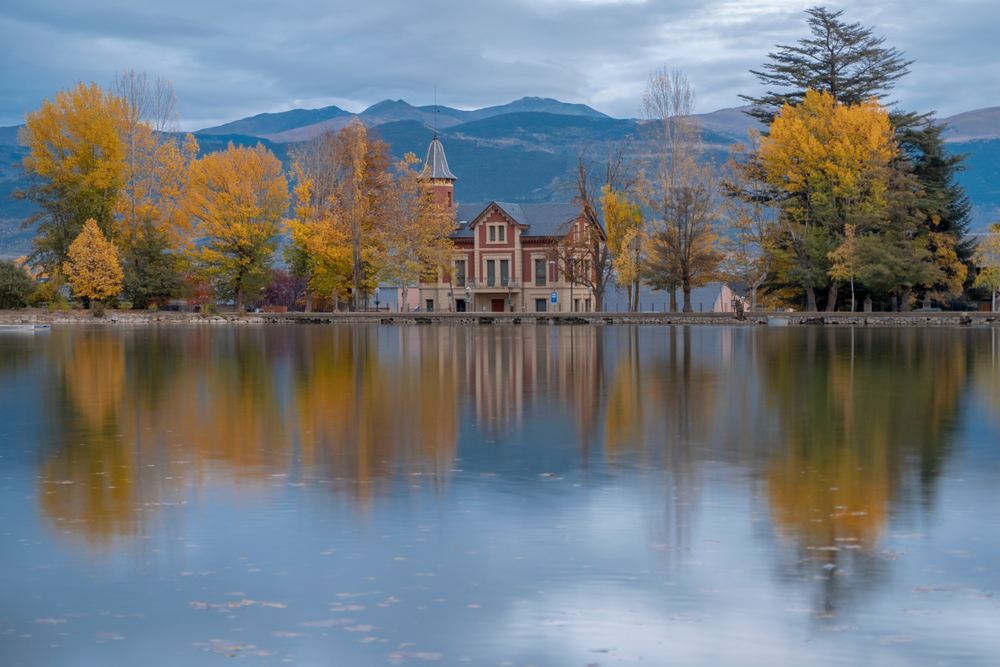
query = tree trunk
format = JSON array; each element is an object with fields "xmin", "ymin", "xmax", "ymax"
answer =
[
  {"xmin": 304, "ymin": 290, "xmax": 313, "ymax": 313},
  {"xmin": 824, "ymin": 281, "xmax": 839, "ymax": 312},
  {"xmin": 890, "ymin": 294, "xmax": 898, "ymax": 312},
  {"xmin": 682, "ymin": 281, "xmax": 693, "ymax": 312},
  {"xmin": 805, "ymin": 286, "xmax": 818, "ymax": 312},
  {"xmin": 669, "ymin": 288, "xmax": 677, "ymax": 313},
  {"xmin": 864, "ymin": 295, "xmax": 873, "ymax": 312},
  {"xmin": 900, "ymin": 285, "xmax": 911, "ymax": 311}
]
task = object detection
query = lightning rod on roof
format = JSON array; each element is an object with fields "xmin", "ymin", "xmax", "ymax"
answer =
[{"xmin": 433, "ymin": 85, "xmax": 439, "ymax": 138}]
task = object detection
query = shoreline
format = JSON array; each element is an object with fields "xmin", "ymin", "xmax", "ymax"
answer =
[{"xmin": 2, "ymin": 309, "xmax": 1000, "ymax": 327}]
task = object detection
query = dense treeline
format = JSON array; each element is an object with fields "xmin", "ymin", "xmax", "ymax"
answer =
[
  {"xmin": 571, "ymin": 7, "xmax": 992, "ymax": 313},
  {"xmin": 2, "ymin": 7, "xmax": 995, "ymax": 313},
  {"xmin": 3, "ymin": 70, "xmax": 453, "ymax": 312}
]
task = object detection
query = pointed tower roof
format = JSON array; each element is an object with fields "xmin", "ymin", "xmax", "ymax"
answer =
[{"xmin": 422, "ymin": 135, "xmax": 457, "ymax": 181}]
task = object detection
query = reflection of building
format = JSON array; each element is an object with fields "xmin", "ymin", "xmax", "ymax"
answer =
[{"xmin": 418, "ymin": 136, "xmax": 597, "ymax": 313}]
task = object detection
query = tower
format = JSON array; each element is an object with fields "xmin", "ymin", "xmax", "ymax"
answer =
[{"xmin": 422, "ymin": 134, "xmax": 456, "ymax": 212}]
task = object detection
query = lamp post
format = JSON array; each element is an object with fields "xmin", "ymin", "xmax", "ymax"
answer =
[
  {"xmin": 466, "ymin": 285, "xmax": 472, "ymax": 313},
  {"xmin": 588, "ymin": 285, "xmax": 593, "ymax": 312},
  {"xmin": 374, "ymin": 287, "xmax": 380, "ymax": 311},
  {"xmin": 549, "ymin": 260, "xmax": 556, "ymax": 312},
  {"xmin": 569, "ymin": 257, "xmax": 575, "ymax": 312}
]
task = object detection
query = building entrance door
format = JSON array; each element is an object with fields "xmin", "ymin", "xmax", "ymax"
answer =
[
  {"xmin": 535, "ymin": 299, "xmax": 547, "ymax": 312},
  {"xmin": 491, "ymin": 299, "xmax": 505, "ymax": 312},
  {"xmin": 455, "ymin": 299, "xmax": 466, "ymax": 312}
]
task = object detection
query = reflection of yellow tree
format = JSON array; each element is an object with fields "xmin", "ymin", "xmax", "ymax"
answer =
[
  {"xmin": 39, "ymin": 327, "xmax": 289, "ymax": 551},
  {"xmin": 759, "ymin": 327, "xmax": 967, "ymax": 612},
  {"xmin": 291, "ymin": 326, "xmax": 459, "ymax": 508}
]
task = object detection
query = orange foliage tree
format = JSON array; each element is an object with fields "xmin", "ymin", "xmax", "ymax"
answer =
[
  {"xmin": 63, "ymin": 219, "xmax": 124, "ymax": 303},
  {"xmin": 185, "ymin": 143, "xmax": 288, "ymax": 308}
]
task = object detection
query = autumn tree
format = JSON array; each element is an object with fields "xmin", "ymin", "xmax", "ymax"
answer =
[
  {"xmin": 973, "ymin": 222, "xmax": 1000, "ymax": 312},
  {"xmin": 286, "ymin": 123, "xmax": 392, "ymax": 310},
  {"xmin": 381, "ymin": 154, "xmax": 456, "ymax": 308},
  {"xmin": 559, "ymin": 140, "xmax": 635, "ymax": 312},
  {"xmin": 186, "ymin": 143, "xmax": 288, "ymax": 309},
  {"xmin": 743, "ymin": 6, "xmax": 973, "ymax": 301},
  {"xmin": 720, "ymin": 130, "xmax": 780, "ymax": 311},
  {"xmin": 759, "ymin": 90, "xmax": 897, "ymax": 310},
  {"xmin": 63, "ymin": 219, "xmax": 124, "ymax": 304},
  {"xmin": 602, "ymin": 186, "xmax": 644, "ymax": 311},
  {"xmin": 15, "ymin": 82, "xmax": 125, "ymax": 273},
  {"xmin": 110, "ymin": 69, "xmax": 196, "ymax": 248},
  {"xmin": 640, "ymin": 68, "xmax": 722, "ymax": 312}
]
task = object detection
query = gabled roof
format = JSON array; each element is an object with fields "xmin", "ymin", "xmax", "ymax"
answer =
[
  {"xmin": 449, "ymin": 202, "xmax": 582, "ymax": 240},
  {"xmin": 422, "ymin": 135, "xmax": 456, "ymax": 181}
]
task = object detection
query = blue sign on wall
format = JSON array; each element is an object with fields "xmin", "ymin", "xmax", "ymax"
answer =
[{"xmin": 550, "ymin": 291, "xmax": 558, "ymax": 303}]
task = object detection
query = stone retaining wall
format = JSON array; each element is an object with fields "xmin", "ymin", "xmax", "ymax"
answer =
[{"xmin": 2, "ymin": 309, "xmax": 1000, "ymax": 327}]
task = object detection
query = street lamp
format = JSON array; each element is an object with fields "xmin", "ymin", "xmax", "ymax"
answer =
[
  {"xmin": 374, "ymin": 287, "xmax": 380, "ymax": 311},
  {"xmin": 549, "ymin": 260, "xmax": 556, "ymax": 312},
  {"xmin": 466, "ymin": 284, "xmax": 472, "ymax": 313},
  {"xmin": 569, "ymin": 257, "xmax": 575, "ymax": 312}
]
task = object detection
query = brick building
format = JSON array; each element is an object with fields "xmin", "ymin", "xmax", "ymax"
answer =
[{"xmin": 418, "ymin": 136, "xmax": 599, "ymax": 313}]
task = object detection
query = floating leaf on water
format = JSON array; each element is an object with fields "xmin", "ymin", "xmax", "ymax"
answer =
[
  {"xmin": 272, "ymin": 632, "xmax": 302, "ymax": 637},
  {"xmin": 261, "ymin": 602, "xmax": 287, "ymax": 608},
  {"xmin": 344, "ymin": 625, "xmax": 377, "ymax": 632}
]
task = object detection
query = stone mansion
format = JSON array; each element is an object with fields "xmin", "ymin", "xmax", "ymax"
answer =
[{"xmin": 418, "ymin": 136, "xmax": 598, "ymax": 313}]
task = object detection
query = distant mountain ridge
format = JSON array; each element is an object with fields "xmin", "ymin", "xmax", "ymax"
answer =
[{"xmin": 198, "ymin": 96, "xmax": 611, "ymax": 143}]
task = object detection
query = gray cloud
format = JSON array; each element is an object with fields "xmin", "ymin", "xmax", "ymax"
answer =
[{"xmin": 2, "ymin": 0, "xmax": 997, "ymax": 130}]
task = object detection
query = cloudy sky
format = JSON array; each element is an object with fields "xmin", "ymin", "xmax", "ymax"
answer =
[{"xmin": 2, "ymin": 0, "xmax": 997, "ymax": 131}]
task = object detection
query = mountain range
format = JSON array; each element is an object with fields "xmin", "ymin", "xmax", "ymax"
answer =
[{"xmin": 1, "ymin": 96, "xmax": 997, "ymax": 256}]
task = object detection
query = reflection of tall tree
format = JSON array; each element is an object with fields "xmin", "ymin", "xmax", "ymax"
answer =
[
  {"xmin": 603, "ymin": 326, "xmax": 724, "ymax": 548},
  {"xmin": 758, "ymin": 327, "xmax": 968, "ymax": 614},
  {"xmin": 38, "ymin": 327, "xmax": 289, "ymax": 550},
  {"xmin": 291, "ymin": 326, "xmax": 459, "ymax": 507}
]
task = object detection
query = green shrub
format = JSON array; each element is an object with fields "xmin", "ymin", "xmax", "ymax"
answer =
[
  {"xmin": 0, "ymin": 260, "xmax": 37, "ymax": 310},
  {"xmin": 91, "ymin": 301, "xmax": 105, "ymax": 318}
]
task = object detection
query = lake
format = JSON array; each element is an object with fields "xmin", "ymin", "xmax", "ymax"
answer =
[{"xmin": 0, "ymin": 324, "xmax": 998, "ymax": 666}]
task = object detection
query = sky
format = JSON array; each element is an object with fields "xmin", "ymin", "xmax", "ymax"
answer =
[{"xmin": 2, "ymin": 0, "xmax": 997, "ymax": 131}]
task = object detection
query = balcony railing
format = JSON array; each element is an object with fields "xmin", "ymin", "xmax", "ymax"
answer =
[{"xmin": 465, "ymin": 277, "xmax": 520, "ymax": 289}]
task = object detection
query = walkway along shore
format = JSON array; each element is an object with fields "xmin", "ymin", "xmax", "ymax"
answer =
[{"xmin": 2, "ymin": 309, "xmax": 1000, "ymax": 327}]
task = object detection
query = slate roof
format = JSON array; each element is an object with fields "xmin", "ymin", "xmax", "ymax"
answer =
[
  {"xmin": 450, "ymin": 202, "xmax": 582, "ymax": 240},
  {"xmin": 422, "ymin": 136, "xmax": 456, "ymax": 180}
]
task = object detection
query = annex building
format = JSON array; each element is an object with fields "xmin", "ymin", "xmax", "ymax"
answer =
[{"xmin": 418, "ymin": 136, "xmax": 597, "ymax": 313}]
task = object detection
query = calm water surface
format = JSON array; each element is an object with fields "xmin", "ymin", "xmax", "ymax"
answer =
[{"xmin": 1, "ymin": 325, "xmax": 998, "ymax": 666}]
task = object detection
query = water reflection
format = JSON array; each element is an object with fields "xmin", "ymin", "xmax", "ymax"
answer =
[{"xmin": 3, "ymin": 324, "xmax": 998, "ymax": 662}]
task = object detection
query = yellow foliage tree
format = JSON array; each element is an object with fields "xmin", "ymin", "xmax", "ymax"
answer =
[
  {"xmin": 601, "ymin": 186, "xmax": 644, "ymax": 312},
  {"xmin": 381, "ymin": 153, "xmax": 456, "ymax": 307},
  {"xmin": 186, "ymin": 143, "xmax": 289, "ymax": 308},
  {"xmin": 759, "ymin": 89, "xmax": 897, "ymax": 310},
  {"xmin": 63, "ymin": 219, "xmax": 124, "ymax": 303},
  {"xmin": 16, "ymin": 82, "xmax": 125, "ymax": 271},
  {"xmin": 110, "ymin": 69, "xmax": 199, "ymax": 252},
  {"xmin": 973, "ymin": 221, "xmax": 1000, "ymax": 312}
]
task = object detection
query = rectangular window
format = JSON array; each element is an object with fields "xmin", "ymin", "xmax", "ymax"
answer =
[
  {"xmin": 500, "ymin": 260, "xmax": 509, "ymax": 286},
  {"xmin": 487, "ymin": 260, "xmax": 496, "ymax": 287},
  {"xmin": 535, "ymin": 299, "xmax": 547, "ymax": 313},
  {"xmin": 498, "ymin": 226, "xmax": 505, "ymax": 242},
  {"xmin": 489, "ymin": 226, "xmax": 496, "ymax": 242},
  {"xmin": 534, "ymin": 259, "xmax": 546, "ymax": 287},
  {"xmin": 455, "ymin": 260, "xmax": 466, "ymax": 287}
]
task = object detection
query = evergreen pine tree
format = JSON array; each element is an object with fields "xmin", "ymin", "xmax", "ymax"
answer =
[{"xmin": 741, "ymin": 6, "xmax": 912, "ymax": 123}]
